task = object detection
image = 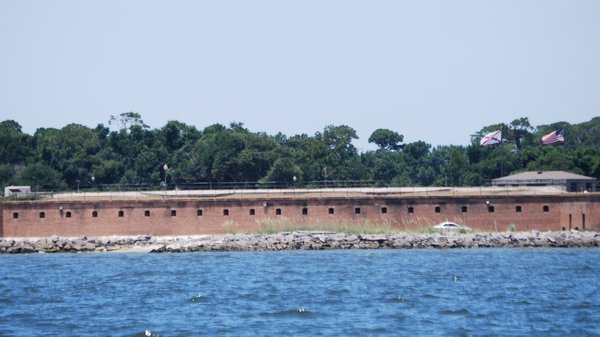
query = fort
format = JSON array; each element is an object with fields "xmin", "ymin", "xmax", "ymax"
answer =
[{"xmin": 1, "ymin": 187, "xmax": 598, "ymax": 238}]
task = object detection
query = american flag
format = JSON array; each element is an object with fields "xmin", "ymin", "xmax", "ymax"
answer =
[{"xmin": 542, "ymin": 128, "xmax": 565, "ymax": 145}]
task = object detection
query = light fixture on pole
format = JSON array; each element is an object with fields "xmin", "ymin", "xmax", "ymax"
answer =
[
  {"xmin": 163, "ymin": 164, "xmax": 169, "ymax": 196},
  {"xmin": 293, "ymin": 176, "xmax": 297, "ymax": 197}
]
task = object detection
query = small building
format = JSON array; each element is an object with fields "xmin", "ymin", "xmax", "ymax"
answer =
[
  {"xmin": 3, "ymin": 186, "xmax": 31, "ymax": 198},
  {"xmin": 492, "ymin": 171, "xmax": 597, "ymax": 192}
]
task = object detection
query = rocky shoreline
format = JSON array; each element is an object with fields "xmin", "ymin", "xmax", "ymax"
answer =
[{"xmin": 1, "ymin": 231, "xmax": 599, "ymax": 254}]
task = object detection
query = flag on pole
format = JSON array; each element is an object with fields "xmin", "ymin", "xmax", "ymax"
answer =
[
  {"xmin": 542, "ymin": 128, "xmax": 565, "ymax": 145},
  {"xmin": 480, "ymin": 130, "xmax": 502, "ymax": 146}
]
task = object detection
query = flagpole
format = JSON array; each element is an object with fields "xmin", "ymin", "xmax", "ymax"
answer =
[
  {"xmin": 500, "ymin": 140, "xmax": 504, "ymax": 177},
  {"xmin": 480, "ymin": 129, "xmax": 504, "ymax": 178}
]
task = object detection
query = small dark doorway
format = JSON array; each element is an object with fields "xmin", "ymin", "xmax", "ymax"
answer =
[{"xmin": 569, "ymin": 213, "xmax": 572, "ymax": 231}]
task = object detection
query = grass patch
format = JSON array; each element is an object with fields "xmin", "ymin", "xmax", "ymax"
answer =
[{"xmin": 253, "ymin": 218, "xmax": 400, "ymax": 234}]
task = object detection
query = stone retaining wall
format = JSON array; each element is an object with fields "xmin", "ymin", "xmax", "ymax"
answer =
[{"xmin": 1, "ymin": 231, "xmax": 598, "ymax": 254}]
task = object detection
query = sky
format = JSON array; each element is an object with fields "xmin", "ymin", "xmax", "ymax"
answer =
[{"xmin": 1, "ymin": 0, "xmax": 599, "ymax": 151}]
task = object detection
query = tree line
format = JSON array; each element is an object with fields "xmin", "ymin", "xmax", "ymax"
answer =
[{"xmin": 1, "ymin": 113, "xmax": 599, "ymax": 191}]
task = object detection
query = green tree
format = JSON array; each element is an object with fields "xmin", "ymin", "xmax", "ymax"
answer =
[
  {"xmin": 430, "ymin": 146, "xmax": 469, "ymax": 186},
  {"xmin": 362, "ymin": 150, "xmax": 404, "ymax": 185},
  {"xmin": 526, "ymin": 147, "xmax": 577, "ymax": 172},
  {"xmin": 0, "ymin": 120, "xmax": 31, "ymax": 165},
  {"xmin": 238, "ymin": 132, "xmax": 280, "ymax": 182},
  {"xmin": 402, "ymin": 141, "xmax": 432, "ymax": 185},
  {"xmin": 507, "ymin": 117, "xmax": 535, "ymax": 149},
  {"xmin": 0, "ymin": 164, "xmax": 17, "ymax": 188},
  {"xmin": 263, "ymin": 157, "xmax": 302, "ymax": 184},
  {"xmin": 32, "ymin": 124, "xmax": 101, "ymax": 189},
  {"xmin": 368, "ymin": 128, "xmax": 404, "ymax": 151},
  {"xmin": 319, "ymin": 125, "xmax": 360, "ymax": 180},
  {"xmin": 108, "ymin": 112, "xmax": 149, "ymax": 131},
  {"xmin": 160, "ymin": 120, "xmax": 201, "ymax": 153},
  {"xmin": 20, "ymin": 162, "xmax": 66, "ymax": 191}
]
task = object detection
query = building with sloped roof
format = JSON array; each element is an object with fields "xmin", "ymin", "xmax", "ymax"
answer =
[
  {"xmin": 492, "ymin": 171, "xmax": 596, "ymax": 192},
  {"xmin": 3, "ymin": 186, "xmax": 31, "ymax": 198}
]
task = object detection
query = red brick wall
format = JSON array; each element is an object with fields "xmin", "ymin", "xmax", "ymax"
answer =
[{"xmin": 1, "ymin": 194, "xmax": 599, "ymax": 237}]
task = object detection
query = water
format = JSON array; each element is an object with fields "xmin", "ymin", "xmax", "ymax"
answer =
[{"xmin": 0, "ymin": 249, "xmax": 598, "ymax": 337}]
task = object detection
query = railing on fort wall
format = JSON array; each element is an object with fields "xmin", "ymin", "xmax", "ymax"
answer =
[
  {"xmin": 87, "ymin": 180, "xmax": 386, "ymax": 191},
  {"xmin": 41, "ymin": 185, "xmax": 576, "ymax": 202},
  {"xmin": 0, "ymin": 191, "xmax": 54, "ymax": 201},
  {"xmin": 7, "ymin": 179, "xmax": 594, "ymax": 201}
]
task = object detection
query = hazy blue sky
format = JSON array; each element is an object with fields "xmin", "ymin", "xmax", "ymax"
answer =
[{"xmin": 1, "ymin": 0, "xmax": 599, "ymax": 151}]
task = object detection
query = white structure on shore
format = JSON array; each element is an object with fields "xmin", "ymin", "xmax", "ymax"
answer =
[{"xmin": 3, "ymin": 186, "xmax": 31, "ymax": 198}]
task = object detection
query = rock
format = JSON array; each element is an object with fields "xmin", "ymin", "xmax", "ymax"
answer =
[
  {"xmin": 0, "ymin": 240, "xmax": 15, "ymax": 249},
  {"xmin": 2, "ymin": 231, "xmax": 599, "ymax": 253},
  {"xmin": 150, "ymin": 245, "xmax": 168, "ymax": 253},
  {"xmin": 134, "ymin": 235, "xmax": 151, "ymax": 243},
  {"xmin": 7, "ymin": 242, "xmax": 37, "ymax": 254},
  {"xmin": 105, "ymin": 245, "xmax": 122, "ymax": 252},
  {"xmin": 360, "ymin": 234, "xmax": 388, "ymax": 243}
]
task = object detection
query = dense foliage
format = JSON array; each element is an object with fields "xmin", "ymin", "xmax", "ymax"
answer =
[{"xmin": 1, "ymin": 113, "xmax": 599, "ymax": 191}]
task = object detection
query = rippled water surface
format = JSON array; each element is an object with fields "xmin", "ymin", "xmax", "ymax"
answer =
[{"xmin": 0, "ymin": 249, "xmax": 599, "ymax": 336}]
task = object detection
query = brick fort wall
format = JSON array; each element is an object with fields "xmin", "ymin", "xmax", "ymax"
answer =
[{"xmin": 1, "ymin": 193, "xmax": 598, "ymax": 238}]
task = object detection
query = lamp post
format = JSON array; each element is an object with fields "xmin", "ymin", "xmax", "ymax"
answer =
[
  {"xmin": 163, "ymin": 164, "xmax": 169, "ymax": 196},
  {"xmin": 91, "ymin": 176, "xmax": 95, "ymax": 191},
  {"xmin": 293, "ymin": 175, "xmax": 297, "ymax": 197}
]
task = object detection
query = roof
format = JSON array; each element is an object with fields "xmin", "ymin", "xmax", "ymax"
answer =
[
  {"xmin": 493, "ymin": 171, "xmax": 596, "ymax": 182},
  {"xmin": 4, "ymin": 186, "xmax": 31, "ymax": 191}
]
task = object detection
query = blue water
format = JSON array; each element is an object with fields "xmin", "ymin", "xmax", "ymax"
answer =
[{"xmin": 0, "ymin": 249, "xmax": 599, "ymax": 337}]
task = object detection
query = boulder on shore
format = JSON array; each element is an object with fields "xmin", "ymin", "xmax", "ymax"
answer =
[{"xmin": 1, "ymin": 231, "xmax": 599, "ymax": 254}]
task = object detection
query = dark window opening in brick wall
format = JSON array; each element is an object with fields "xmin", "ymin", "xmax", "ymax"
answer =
[
  {"xmin": 145, "ymin": 210, "xmax": 151, "ymax": 217},
  {"xmin": 92, "ymin": 211, "xmax": 98, "ymax": 218},
  {"xmin": 118, "ymin": 210, "xmax": 124, "ymax": 217},
  {"xmin": 197, "ymin": 209, "xmax": 203, "ymax": 216},
  {"xmin": 302, "ymin": 208, "xmax": 308, "ymax": 215},
  {"xmin": 249, "ymin": 209, "xmax": 255, "ymax": 216},
  {"xmin": 408, "ymin": 207, "xmax": 414, "ymax": 214},
  {"xmin": 434, "ymin": 206, "xmax": 441, "ymax": 213},
  {"xmin": 66, "ymin": 211, "xmax": 72, "ymax": 218},
  {"xmin": 516, "ymin": 206, "xmax": 522, "ymax": 213},
  {"xmin": 276, "ymin": 208, "xmax": 282, "ymax": 215},
  {"xmin": 171, "ymin": 210, "xmax": 177, "ymax": 217},
  {"xmin": 355, "ymin": 207, "xmax": 361, "ymax": 214},
  {"xmin": 381, "ymin": 207, "xmax": 387, "ymax": 214},
  {"xmin": 461, "ymin": 206, "xmax": 468, "ymax": 213},
  {"xmin": 223, "ymin": 209, "xmax": 229, "ymax": 216},
  {"xmin": 39, "ymin": 212, "xmax": 45, "ymax": 218},
  {"xmin": 328, "ymin": 208, "xmax": 335, "ymax": 214}
]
